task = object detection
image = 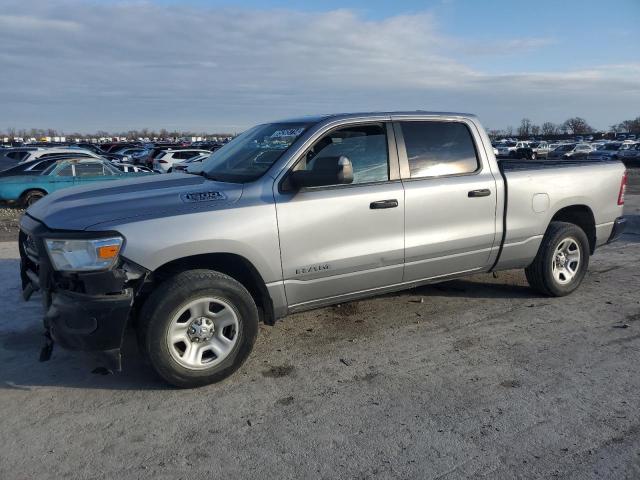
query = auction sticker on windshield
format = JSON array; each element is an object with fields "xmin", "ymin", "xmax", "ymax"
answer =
[{"xmin": 270, "ymin": 128, "xmax": 305, "ymax": 138}]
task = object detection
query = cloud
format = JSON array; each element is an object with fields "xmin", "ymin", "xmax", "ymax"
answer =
[
  {"xmin": 0, "ymin": 14, "xmax": 80, "ymax": 32},
  {"xmin": 0, "ymin": 0, "xmax": 638, "ymax": 132}
]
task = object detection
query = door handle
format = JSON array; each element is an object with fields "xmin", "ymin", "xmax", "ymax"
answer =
[
  {"xmin": 468, "ymin": 189, "xmax": 491, "ymax": 198},
  {"xmin": 370, "ymin": 199, "xmax": 398, "ymax": 209}
]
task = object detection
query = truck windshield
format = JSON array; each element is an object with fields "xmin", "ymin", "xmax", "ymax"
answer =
[{"xmin": 201, "ymin": 122, "xmax": 312, "ymax": 182}]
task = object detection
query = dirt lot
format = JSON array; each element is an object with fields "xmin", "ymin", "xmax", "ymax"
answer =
[
  {"xmin": 0, "ymin": 198, "xmax": 639, "ymax": 479},
  {"xmin": 0, "ymin": 208, "xmax": 22, "ymax": 242}
]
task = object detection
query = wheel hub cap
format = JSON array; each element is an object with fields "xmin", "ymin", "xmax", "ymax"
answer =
[
  {"xmin": 551, "ymin": 237, "xmax": 581, "ymax": 285},
  {"xmin": 166, "ymin": 297, "xmax": 240, "ymax": 370},
  {"xmin": 188, "ymin": 317, "xmax": 215, "ymax": 342}
]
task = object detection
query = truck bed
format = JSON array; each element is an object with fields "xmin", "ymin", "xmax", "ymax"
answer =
[{"xmin": 493, "ymin": 158, "xmax": 626, "ymax": 271}]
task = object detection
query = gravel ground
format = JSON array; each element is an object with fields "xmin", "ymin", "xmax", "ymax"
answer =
[
  {"xmin": 0, "ymin": 198, "xmax": 639, "ymax": 479},
  {"xmin": 0, "ymin": 208, "xmax": 23, "ymax": 242}
]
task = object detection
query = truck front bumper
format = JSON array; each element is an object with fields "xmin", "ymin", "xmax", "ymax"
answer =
[
  {"xmin": 45, "ymin": 289, "xmax": 133, "ymax": 352},
  {"xmin": 19, "ymin": 214, "xmax": 146, "ymax": 370}
]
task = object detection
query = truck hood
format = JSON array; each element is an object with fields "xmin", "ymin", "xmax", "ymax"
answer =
[{"xmin": 26, "ymin": 173, "xmax": 244, "ymax": 231}]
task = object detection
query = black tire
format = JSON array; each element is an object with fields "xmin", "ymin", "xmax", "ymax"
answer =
[
  {"xmin": 22, "ymin": 190, "xmax": 45, "ymax": 207},
  {"xmin": 530, "ymin": 152, "xmax": 537, "ymax": 160},
  {"xmin": 138, "ymin": 269, "xmax": 259, "ymax": 388},
  {"xmin": 525, "ymin": 221, "xmax": 590, "ymax": 297}
]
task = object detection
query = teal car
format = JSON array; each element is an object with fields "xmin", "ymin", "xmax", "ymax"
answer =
[{"xmin": 0, "ymin": 158, "xmax": 153, "ymax": 207}]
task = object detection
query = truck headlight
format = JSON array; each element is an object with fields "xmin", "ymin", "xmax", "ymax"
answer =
[{"xmin": 44, "ymin": 237, "xmax": 123, "ymax": 271}]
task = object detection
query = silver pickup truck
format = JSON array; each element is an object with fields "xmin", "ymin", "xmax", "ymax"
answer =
[{"xmin": 19, "ymin": 112, "xmax": 628, "ymax": 388}]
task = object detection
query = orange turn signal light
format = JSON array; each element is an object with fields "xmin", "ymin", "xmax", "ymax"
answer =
[{"xmin": 97, "ymin": 245, "xmax": 120, "ymax": 259}]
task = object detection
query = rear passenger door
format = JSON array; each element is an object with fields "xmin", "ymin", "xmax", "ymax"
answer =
[{"xmin": 393, "ymin": 118, "xmax": 498, "ymax": 282}]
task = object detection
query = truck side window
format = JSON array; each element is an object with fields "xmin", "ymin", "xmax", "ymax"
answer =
[
  {"xmin": 295, "ymin": 124, "xmax": 389, "ymax": 185},
  {"xmin": 399, "ymin": 121, "xmax": 479, "ymax": 178}
]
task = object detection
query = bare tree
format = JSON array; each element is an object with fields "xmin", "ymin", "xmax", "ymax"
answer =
[
  {"xmin": 562, "ymin": 117, "xmax": 592, "ymax": 135},
  {"xmin": 614, "ymin": 117, "xmax": 640, "ymax": 133},
  {"xmin": 541, "ymin": 122, "xmax": 557, "ymax": 135},
  {"xmin": 517, "ymin": 118, "xmax": 532, "ymax": 137},
  {"xmin": 531, "ymin": 125, "xmax": 540, "ymax": 136}
]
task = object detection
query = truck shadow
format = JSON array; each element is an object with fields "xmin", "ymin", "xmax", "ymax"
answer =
[
  {"xmin": 0, "ymin": 254, "xmax": 172, "ymax": 391},
  {"xmin": 382, "ymin": 271, "xmax": 539, "ymax": 301},
  {"xmin": 0, "ymin": 326, "xmax": 169, "ymax": 391}
]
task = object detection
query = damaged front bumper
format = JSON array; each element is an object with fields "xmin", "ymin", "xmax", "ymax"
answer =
[
  {"xmin": 44, "ymin": 289, "xmax": 134, "ymax": 368},
  {"xmin": 19, "ymin": 214, "xmax": 147, "ymax": 370}
]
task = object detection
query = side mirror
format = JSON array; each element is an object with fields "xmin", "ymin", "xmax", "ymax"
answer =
[{"xmin": 289, "ymin": 155, "xmax": 354, "ymax": 189}]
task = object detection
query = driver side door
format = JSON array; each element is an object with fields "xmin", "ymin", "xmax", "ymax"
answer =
[{"xmin": 274, "ymin": 122, "xmax": 405, "ymax": 309}]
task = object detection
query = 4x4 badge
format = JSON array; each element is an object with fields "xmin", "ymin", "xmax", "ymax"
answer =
[{"xmin": 181, "ymin": 191, "xmax": 226, "ymax": 203}]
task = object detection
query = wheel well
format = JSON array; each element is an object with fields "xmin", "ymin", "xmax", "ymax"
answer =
[
  {"xmin": 20, "ymin": 188, "xmax": 47, "ymax": 198},
  {"xmin": 550, "ymin": 205, "xmax": 596, "ymax": 253},
  {"xmin": 19, "ymin": 188, "xmax": 47, "ymax": 206},
  {"xmin": 146, "ymin": 253, "xmax": 275, "ymax": 325}
]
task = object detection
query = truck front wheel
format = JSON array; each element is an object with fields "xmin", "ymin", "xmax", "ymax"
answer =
[
  {"xmin": 138, "ymin": 269, "xmax": 259, "ymax": 388},
  {"xmin": 525, "ymin": 221, "xmax": 590, "ymax": 296}
]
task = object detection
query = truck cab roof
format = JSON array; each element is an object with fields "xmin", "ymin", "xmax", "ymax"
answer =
[{"xmin": 276, "ymin": 111, "xmax": 477, "ymax": 124}]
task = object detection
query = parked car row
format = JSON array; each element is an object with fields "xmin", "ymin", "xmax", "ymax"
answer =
[
  {"xmin": 0, "ymin": 138, "xmax": 230, "ymax": 206},
  {"xmin": 0, "ymin": 140, "xmax": 224, "ymax": 174},
  {"xmin": 0, "ymin": 156, "xmax": 154, "ymax": 207},
  {"xmin": 492, "ymin": 138, "xmax": 640, "ymax": 167}
]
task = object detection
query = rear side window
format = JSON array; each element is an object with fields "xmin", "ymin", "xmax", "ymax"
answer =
[
  {"xmin": 399, "ymin": 121, "xmax": 479, "ymax": 178},
  {"xmin": 57, "ymin": 165, "xmax": 74, "ymax": 176},
  {"xmin": 75, "ymin": 162, "xmax": 106, "ymax": 176}
]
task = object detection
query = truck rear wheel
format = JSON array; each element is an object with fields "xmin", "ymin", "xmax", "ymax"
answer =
[
  {"xmin": 525, "ymin": 221, "xmax": 590, "ymax": 296},
  {"xmin": 138, "ymin": 269, "xmax": 259, "ymax": 388}
]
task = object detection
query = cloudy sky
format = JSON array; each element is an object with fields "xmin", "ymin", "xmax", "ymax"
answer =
[{"xmin": 1, "ymin": 0, "xmax": 639, "ymax": 133}]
